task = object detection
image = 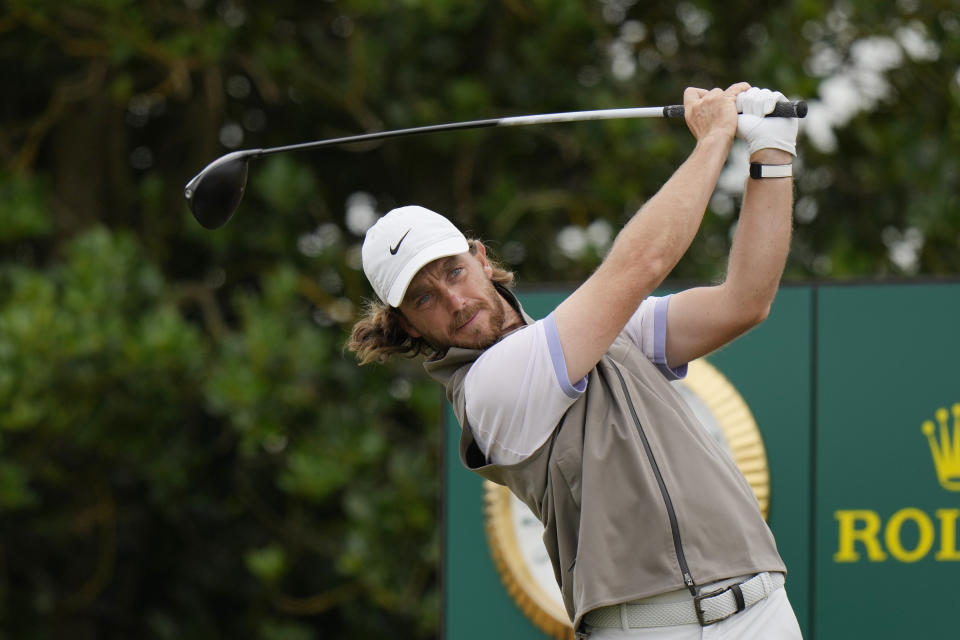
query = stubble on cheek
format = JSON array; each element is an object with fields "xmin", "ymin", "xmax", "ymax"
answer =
[
  {"xmin": 411, "ymin": 281, "xmax": 509, "ymax": 352},
  {"xmin": 455, "ymin": 300, "xmax": 506, "ymax": 350}
]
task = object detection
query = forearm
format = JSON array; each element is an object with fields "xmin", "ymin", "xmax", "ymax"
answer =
[
  {"xmin": 600, "ymin": 131, "xmax": 733, "ymax": 300},
  {"xmin": 554, "ymin": 132, "xmax": 733, "ymax": 381},
  {"xmin": 553, "ymin": 83, "xmax": 748, "ymax": 382},
  {"xmin": 723, "ymin": 148, "xmax": 794, "ymax": 316},
  {"xmin": 660, "ymin": 87, "xmax": 799, "ymax": 367}
]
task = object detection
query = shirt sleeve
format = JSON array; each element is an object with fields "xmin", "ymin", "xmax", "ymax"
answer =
[
  {"xmin": 464, "ymin": 313, "xmax": 586, "ymax": 466},
  {"xmin": 621, "ymin": 295, "xmax": 688, "ymax": 380}
]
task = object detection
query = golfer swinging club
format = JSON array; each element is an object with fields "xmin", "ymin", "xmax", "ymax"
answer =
[{"xmin": 349, "ymin": 83, "xmax": 803, "ymax": 639}]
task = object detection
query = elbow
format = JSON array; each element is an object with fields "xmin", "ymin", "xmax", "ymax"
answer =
[
  {"xmin": 750, "ymin": 302, "xmax": 772, "ymax": 327},
  {"xmin": 739, "ymin": 299, "xmax": 772, "ymax": 330},
  {"xmin": 720, "ymin": 282, "xmax": 775, "ymax": 331},
  {"xmin": 644, "ymin": 255, "xmax": 673, "ymax": 287},
  {"xmin": 601, "ymin": 250, "xmax": 673, "ymax": 296},
  {"xmin": 636, "ymin": 249, "xmax": 677, "ymax": 290},
  {"xmin": 724, "ymin": 289, "xmax": 772, "ymax": 332}
]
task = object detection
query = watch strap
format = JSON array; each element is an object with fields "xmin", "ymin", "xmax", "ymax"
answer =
[{"xmin": 749, "ymin": 162, "xmax": 792, "ymax": 179}]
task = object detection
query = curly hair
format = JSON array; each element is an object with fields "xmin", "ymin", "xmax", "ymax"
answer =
[{"xmin": 346, "ymin": 240, "xmax": 515, "ymax": 364}]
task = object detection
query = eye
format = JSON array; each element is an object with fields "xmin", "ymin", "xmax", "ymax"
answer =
[
  {"xmin": 415, "ymin": 292, "xmax": 432, "ymax": 308},
  {"xmin": 450, "ymin": 266, "xmax": 464, "ymax": 279}
]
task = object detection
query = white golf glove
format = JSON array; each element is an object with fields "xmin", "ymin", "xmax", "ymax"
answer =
[{"xmin": 736, "ymin": 87, "xmax": 798, "ymax": 156}]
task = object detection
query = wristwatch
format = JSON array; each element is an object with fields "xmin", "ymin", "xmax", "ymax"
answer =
[{"xmin": 750, "ymin": 162, "xmax": 793, "ymax": 179}]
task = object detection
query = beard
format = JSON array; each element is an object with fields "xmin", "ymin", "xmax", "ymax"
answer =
[
  {"xmin": 418, "ymin": 280, "xmax": 507, "ymax": 351},
  {"xmin": 448, "ymin": 297, "xmax": 506, "ymax": 350}
]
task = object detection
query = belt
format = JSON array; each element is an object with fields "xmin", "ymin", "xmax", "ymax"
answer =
[{"xmin": 583, "ymin": 572, "xmax": 785, "ymax": 629}]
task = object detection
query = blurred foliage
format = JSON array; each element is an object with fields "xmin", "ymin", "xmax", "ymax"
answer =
[{"xmin": 0, "ymin": 0, "xmax": 958, "ymax": 637}]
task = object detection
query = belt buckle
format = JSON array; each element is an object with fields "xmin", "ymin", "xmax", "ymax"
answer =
[{"xmin": 693, "ymin": 586, "xmax": 728, "ymax": 626}]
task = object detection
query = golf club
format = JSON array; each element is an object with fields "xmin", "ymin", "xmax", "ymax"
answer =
[{"xmin": 185, "ymin": 100, "xmax": 807, "ymax": 230}]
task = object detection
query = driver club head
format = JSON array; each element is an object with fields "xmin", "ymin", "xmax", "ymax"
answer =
[{"xmin": 184, "ymin": 150, "xmax": 261, "ymax": 230}]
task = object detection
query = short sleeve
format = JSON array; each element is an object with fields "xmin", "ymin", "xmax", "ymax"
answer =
[
  {"xmin": 621, "ymin": 295, "xmax": 688, "ymax": 380},
  {"xmin": 464, "ymin": 313, "xmax": 586, "ymax": 466}
]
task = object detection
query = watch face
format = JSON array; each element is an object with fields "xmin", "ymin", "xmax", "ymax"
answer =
[{"xmin": 483, "ymin": 358, "xmax": 769, "ymax": 638}]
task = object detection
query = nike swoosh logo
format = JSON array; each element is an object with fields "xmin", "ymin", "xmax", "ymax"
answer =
[{"xmin": 389, "ymin": 229, "xmax": 411, "ymax": 255}]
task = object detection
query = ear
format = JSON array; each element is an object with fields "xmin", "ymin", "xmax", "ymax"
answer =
[
  {"xmin": 395, "ymin": 310, "xmax": 422, "ymax": 338},
  {"xmin": 473, "ymin": 241, "xmax": 493, "ymax": 278}
]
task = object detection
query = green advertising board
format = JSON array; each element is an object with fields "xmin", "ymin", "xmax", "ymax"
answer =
[
  {"xmin": 443, "ymin": 282, "xmax": 960, "ymax": 639},
  {"xmin": 814, "ymin": 284, "xmax": 960, "ymax": 638}
]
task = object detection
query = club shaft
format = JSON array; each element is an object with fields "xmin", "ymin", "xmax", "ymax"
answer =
[
  {"xmin": 256, "ymin": 101, "xmax": 804, "ymax": 159},
  {"xmin": 497, "ymin": 106, "xmax": 666, "ymax": 127},
  {"xmin": 260, "ymin": 118, "xmax": 500, "ymax": 158},
  {"xmin": 260, "ymin": 108, "xmax": 660, "ymax": 157},
  {"xmin": 185, "ymin": 100, "xmax": 806, "ymax": 228}
]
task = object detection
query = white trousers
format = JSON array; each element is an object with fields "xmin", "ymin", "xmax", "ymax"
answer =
[{"xmin": 585, "ymin": 587, "xmax": 803, "ymax": 640}]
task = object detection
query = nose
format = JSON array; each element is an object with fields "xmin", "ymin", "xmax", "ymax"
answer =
[{"xmin": 442, "ymin": 288, "xmax": 468, "ymax": 313}]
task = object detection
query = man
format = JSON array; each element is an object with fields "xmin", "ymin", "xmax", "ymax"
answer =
[{"xmin": 349, "ymin": 83, "xmax": 803, "ymax": 639}]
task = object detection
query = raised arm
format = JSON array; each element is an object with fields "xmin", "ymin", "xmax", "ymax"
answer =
[
  {"xmin": 553, "ymin": 83, "xmax": 749, "ymax": 383},
  {"xmin": 664, "ymin": 88, "xmax": 798, "ymax": 367},
  {"xmin": 663, "ymin": 147, "xmax": 793, "ymax": 367}
]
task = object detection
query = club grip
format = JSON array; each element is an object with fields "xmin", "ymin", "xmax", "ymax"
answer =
[
  {"xmin": 770, "ymin": 100, "xmax": 807, "ymax": 118},
  {"xmin": 663, "ymin": 100, "xmax": 807, "ymax": 119}
]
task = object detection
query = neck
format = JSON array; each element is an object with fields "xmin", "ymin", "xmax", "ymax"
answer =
[{"xmin": 496, "ymin": 287, "xmax": 525, "ymax": 337}]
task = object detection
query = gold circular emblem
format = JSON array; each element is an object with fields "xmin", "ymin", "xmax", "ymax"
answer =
[{"xmin": 483, "ymin": 358, "xmax": 770, "ymax": 639}]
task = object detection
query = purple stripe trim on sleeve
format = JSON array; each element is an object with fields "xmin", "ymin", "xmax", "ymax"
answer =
[
  {"xmin": 654, "ymin": 296, "xmax": 688, "ymax": 380},
  {"xmin": 544, "ymin": 313, "xmax": 587, "ymax": 398}
]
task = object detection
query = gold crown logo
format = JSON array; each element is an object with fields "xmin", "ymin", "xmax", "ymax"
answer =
[{"xmin": 922, "ymin": 403, "xmax": 960, "ymax": 492}]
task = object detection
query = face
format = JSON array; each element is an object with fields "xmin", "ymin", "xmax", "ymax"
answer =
[{"xmin": 397, "ymin": 246, "xmax": 507, "ymax": 351}]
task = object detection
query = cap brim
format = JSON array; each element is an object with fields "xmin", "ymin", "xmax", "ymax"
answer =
[{"xmin": 385, "ymin": 236, "xmax": 469, "ymax": 306}]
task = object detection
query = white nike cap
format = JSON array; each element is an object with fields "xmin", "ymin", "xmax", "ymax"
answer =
[{"xmin": 361, "ymin": 205, "xmax": 469, "ymax": 307}]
